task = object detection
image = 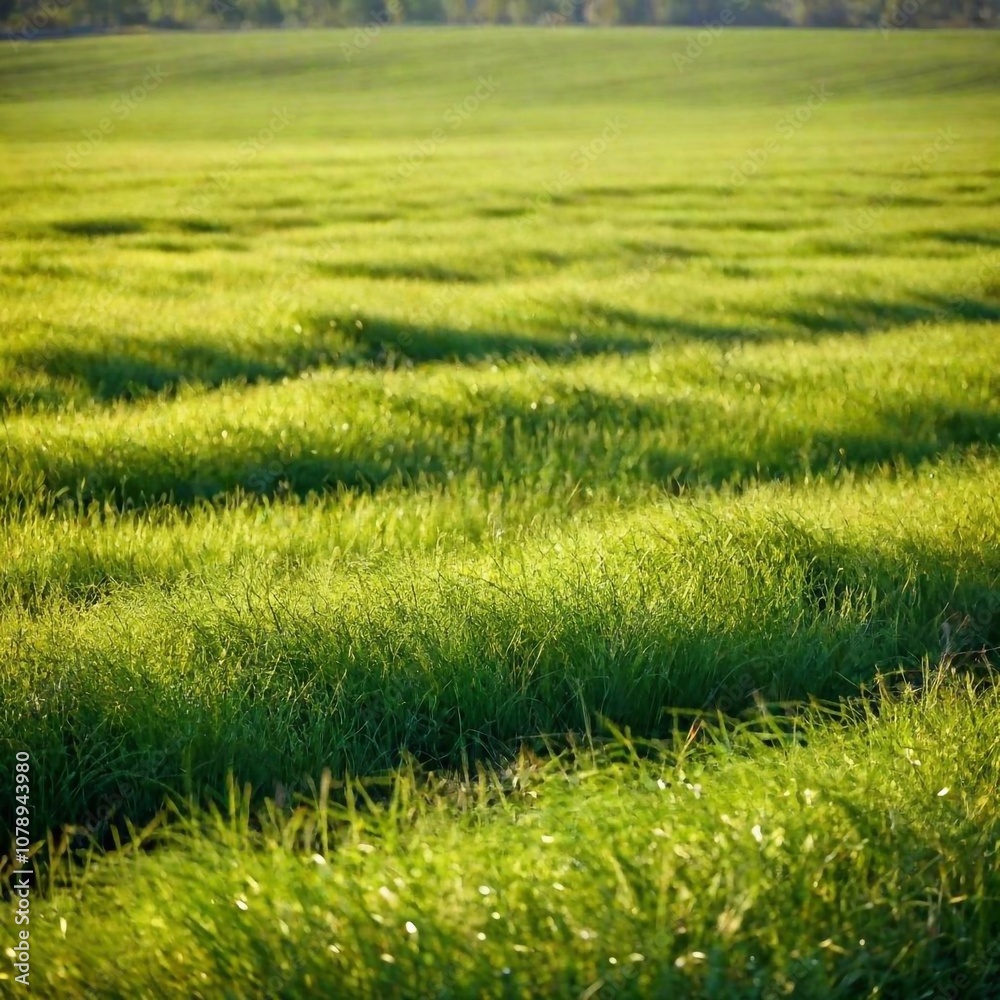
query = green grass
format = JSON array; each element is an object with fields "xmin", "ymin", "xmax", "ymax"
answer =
[
  {"xmin": 1, "ymin": 26, "xmax": 999, "ymax": 999},
  {"xmin": 19, "ymin": 679, "xmax": 1000, "ymax": 998},
  {"xmin": 4, "ymin": 458, "xmax": 1000, "ymax": 834}
]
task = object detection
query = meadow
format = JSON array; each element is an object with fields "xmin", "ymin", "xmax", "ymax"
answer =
[{"xmin": 1, "ymin": 26, "xmax": 999, "ymax": 998}]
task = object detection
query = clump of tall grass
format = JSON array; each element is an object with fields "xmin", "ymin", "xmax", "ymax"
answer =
[{"xmin": 13, "ymin": 671, "xmax": 1000, "ymax": 998}]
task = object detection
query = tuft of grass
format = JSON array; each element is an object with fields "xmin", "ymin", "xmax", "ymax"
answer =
[
  {"xmin": 13, "ymin": 675, "xmax": 1000, "ymax": 998},
  {"xmin": 2, "ymin": 457, "xmax": 998, "ymax": 838}
]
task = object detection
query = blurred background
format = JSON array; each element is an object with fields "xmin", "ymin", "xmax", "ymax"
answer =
[{"xmin": 2, "ymin": 0, "xmax": 998, "ymax": 34}]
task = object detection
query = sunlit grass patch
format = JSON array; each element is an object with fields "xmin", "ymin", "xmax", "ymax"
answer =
[{"xmin": 16, "ymin": 675, "xmax": 1000, "ymax": 998}]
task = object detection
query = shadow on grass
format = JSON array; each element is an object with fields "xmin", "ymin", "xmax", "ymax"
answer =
[
  {"xmin": 588, "ymin": 292, "xmax": 1000, "ymax": 344},
  {"xmin": 6, "ymin": 519, "xmax": 998, "ymax": 836},
  {"xmin": 324, "ymin": 208, "xmax": 397, "ymax": 224},
  {"xmin": 51, "ymin": 218, "xmax": 147, "ymax": 238},
  {"xmin": 7, "ymin": 385, "xmax": 999, "ymax": 509},
  {"xmin": 476, "ymin": 204, "xmax": 531, "ymax": 219},
  {"xmin": 316, "ymin": 314, "xmax": 653, "ymax": 365},
  {"xmin": 4, "ymin": 386, "xmax": 667, "ymax": 507},
  {"xmin": 5, "ymin": 316, "xmax": 654, "ymax": 410},
  {"xmin": 573, "ymin": 305, "xmax": 750, "ymax": 343},
  {"xmin": 662, "ymin": 217, "xmax": 822, "ymax": 233},
  {"xmin": 778, "ymin": 294, "xmax": 1000, "ymax": 334},
  {"xmin": 8, "ymin": 331, "xmax": 346, "ymax": 404},
  {"xmin": 575, "ymin": 182, "xmax": 700, "ymax": 199},
  {"xmin": 139, "ymin": 239, "xmax": 198, "ymax": 254},
  {"xmin": 642, "ymin": 404, "xmax": 1000, "ymax": 495},
  {"xmin": 313, "ymin": 247, "xmax": 597, "ymax": 283},
  {"xmin": 316, "ymin": 261, "xmax": 485, "ymax": 284},
  {"xmin": 927, "ymin": 229, "xmax": 1000, "ymax": 249},
  {"xmin": 50, "ymin": 217, "xmax": 251, "ymax": 241},
  {"xmin": 7, "ymin": 282, "xmax": 999, "ymax": 415},
  {"xmin": 871, "ymin": 195, "xmax": 941, "ymax": 208},
  {"xmin": 174, "ymin": 218, "xmax": 232, "ymax": 235},
  {"xmin": 620, "ymin": 240, "xmax": 707, "ymax": 260}
]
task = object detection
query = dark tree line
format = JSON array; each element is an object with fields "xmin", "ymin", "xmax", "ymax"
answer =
[{"xmin": 3, "ymin": 0, "xmax": 997, "ymax": 33}]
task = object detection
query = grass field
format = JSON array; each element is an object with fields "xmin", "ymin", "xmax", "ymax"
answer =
[{"xmin": 2, "ymin": 26, "xmax": 1000, "ymax": 998}]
